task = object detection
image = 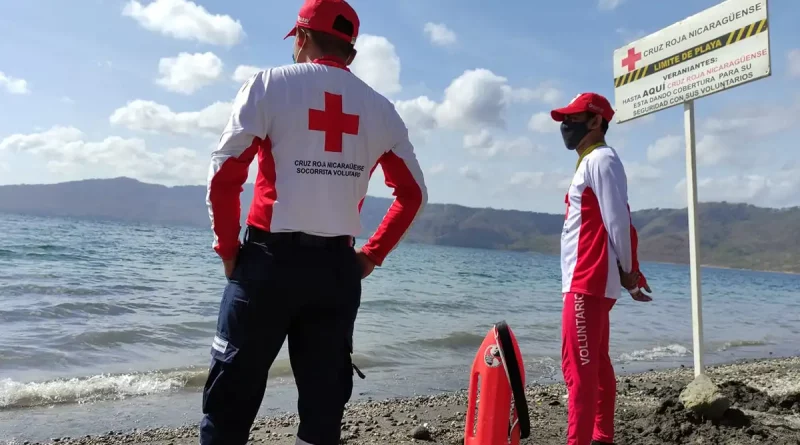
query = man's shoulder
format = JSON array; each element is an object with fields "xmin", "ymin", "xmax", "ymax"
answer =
[
  {"xmin": 269, "ymin": 64, "xmax": 393, "ymax": 102},
  {"xmin": 241, "ymin": 64, "xmax": 335, "ymax": 88},
  {"xmin": 582, "ymin": 145, "xmax": 627, "ymax": 186},
  {"xmin": 586, "ymin": 145, "xmax": 623, "ymax": 168},
  {"xmin": 255, "ymin": 63, "xmax": 314, "ymax": 83}
]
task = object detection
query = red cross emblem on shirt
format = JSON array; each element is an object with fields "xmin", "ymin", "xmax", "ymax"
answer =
[
  {"xmin": 308, "ymin": 92, "xmax": 360, "ymax": 153},
  {"xmin": 621, "ymin": 47, "xmax": 641, "ymax": 72}
]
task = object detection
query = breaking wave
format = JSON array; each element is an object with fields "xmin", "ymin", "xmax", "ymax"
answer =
[
  {"xmin": 0, "ymin": 353, "xmax": 385, "ymax": 410},
  {"xmin": 619, "ymin": 344, "xmax": 691, "ymax": 362}
]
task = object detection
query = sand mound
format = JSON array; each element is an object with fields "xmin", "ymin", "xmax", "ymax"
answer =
[{"xmin": 616, "ymin": 380, "xmax": 800, "ymax": 445}]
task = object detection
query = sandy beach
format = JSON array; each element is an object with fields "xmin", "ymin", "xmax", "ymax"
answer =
[{"xmin": 23, "ymin": 356, "xmax": 799, "ymax": 445}]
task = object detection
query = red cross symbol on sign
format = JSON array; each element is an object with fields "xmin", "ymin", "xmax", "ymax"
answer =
[
  {"xmin": 621, "ymin": 47, "xmax": 641, "ymax": 72},
  {"xmin": 308, "ymin": 92, "xmax": 360, "ymax": 153}
]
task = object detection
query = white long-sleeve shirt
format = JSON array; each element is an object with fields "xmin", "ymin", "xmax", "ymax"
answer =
[
  {"xmin": 206, "ymin": 57, "xmax": 428, "ymax": 265},
  {"xmin": 561, "ymin": 144, "xmax": 647, "ymax": 299}
]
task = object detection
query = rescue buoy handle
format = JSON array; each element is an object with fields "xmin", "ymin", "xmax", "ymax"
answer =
[{"xmin": 494, "ymin": 320, "xmax": 531, "ymax": 439}]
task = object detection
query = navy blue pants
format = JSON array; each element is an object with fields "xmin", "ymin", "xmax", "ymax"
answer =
[{"xmin": 199, "ymin": 234, "xmax": 362, "ymax": 445}]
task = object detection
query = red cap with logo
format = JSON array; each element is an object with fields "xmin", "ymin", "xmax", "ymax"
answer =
[
  {"xmin": 284, "ymin": 0, "xmax": 360, "ymax": 45},
  {"xmin": 550, "ymin": 92, "xmax": 615, "ymax": 122}
]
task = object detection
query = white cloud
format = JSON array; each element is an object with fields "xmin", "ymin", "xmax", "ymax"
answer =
[
  {"xmin": 459, "ymin": 165, "xmax": 481, "ymax": 181},
  {"xmin": 507, "ymin": 170, "xmax": 572, "ymax": 192},
  {"xmin": 0, "ymin": 126, "xmax": 206, "ymax": 184},
  {"xmin": 427, "ymin": 163, "xmax": 446, "ymax": 175},
  {"xmin": 393, "ymin": 96, "xmax": 439, "ymax": 134},
  {"xmin": 109, "ymin": 99, "xmax": 231, "ymax": 137},
  {"xmin": 423, "ymin": 22, "xmax": 457, "ymax": 47},
  {"xmin": 463, "ymin": 129, "xmax": 540, "ymax": 158},
  {"xmin": 788, "ymin": 49, "xmax": 800, "ymax": 77},
  {"xmin": 673, "ymin": 97, "xmax": 800, "ymax": 167},
  {"xmin": 646, "ymin": 134, "xmax": 683, "ymax": 163},
  {"xmin": 395, "ymin": 69, "xmax": 563, "ymax": 134},
  {"xmin": 508, "ymin": 160, "xmax": 659, "ymax": 197},
  {"xmin": 435, "ymin": 69, "xmax": 509, "ymax": 129},
  {"xmin": 0, "ymin": 71, "xmax": 29, "ymax": 94},
  {"xmin": 616, "ymin": 27, "xmax": 646, "ymax": 44},
  {"xmin": 232, "ymin": 65, "xmax": 268, "ymax": 84},
  {"xmin": 674, "ymin": 164, "xmax": 800, "ymax": 208},
  {"xmin": 624, "ymin": 161, "xmax": 662, "ymax": 183},
  {"xmin": 156, "ymin": 52, "xmax": 223, "ymax": 94},
  {"xmin": 350, "ymin": 35, "xmax": 402, "ymax": 96},
  {"xmin": 599, "ymin": 0, "xmax": 625, "ymax": 10},
  {"xmin": 509, "ymin": 83, "xmax": 562, "ymax": 106},
  {"xmin": 696, "ymin": 133, "xmax": 729, "ymax": 166},
  {"xmin": 528, "ymin": 112, "xmax": 558, "ymax": 133},
  {"xmin": 123, "ymin": 0, "xmax": 244, "ymax": 47}
]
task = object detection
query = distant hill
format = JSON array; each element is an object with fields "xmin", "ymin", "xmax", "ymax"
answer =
[{"xmin": 1, "ymin": 177, "xmax": 799, "ymax": 273}]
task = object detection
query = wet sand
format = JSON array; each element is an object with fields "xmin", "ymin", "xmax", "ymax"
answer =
[{"xmin": 30, "ymin": 356, "xmax": 800, "ymax": 445}]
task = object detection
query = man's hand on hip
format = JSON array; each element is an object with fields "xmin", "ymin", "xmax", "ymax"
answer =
[
  {"xmin": 223, "ymin": 258, "xmax": 237, "ymax": 279},
  {"xmin": 354, "ymin": 248, "xmax": 376, "ymax": 279}
]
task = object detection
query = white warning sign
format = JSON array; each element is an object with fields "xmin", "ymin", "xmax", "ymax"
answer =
[{"xmin": 612, "ymin": 0, "xmax": 771, "ymax": 123}]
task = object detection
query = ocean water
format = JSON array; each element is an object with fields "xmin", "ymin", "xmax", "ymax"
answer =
[{"xmin": 0, "ymin": 213, "xmax": 798, "ymax": 443}]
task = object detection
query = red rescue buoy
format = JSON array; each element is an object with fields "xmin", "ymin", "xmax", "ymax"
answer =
[{"xmin": 465, "ymin": 321, "xmax": 530, "ymax": 445}]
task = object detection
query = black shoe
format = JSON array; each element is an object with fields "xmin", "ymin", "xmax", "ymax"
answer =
[{"xmin": 591, "ymin": 442, "xmax": 614, "ymax": 445}]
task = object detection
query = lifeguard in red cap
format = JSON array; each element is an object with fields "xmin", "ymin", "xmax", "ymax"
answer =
[
  {"xmin": 199, "ymin": 0, "xmax": 427, "ymax": 444},
  {"xmin": 551, "ymin": 93, "xmax": 654, "ymax": 445}
]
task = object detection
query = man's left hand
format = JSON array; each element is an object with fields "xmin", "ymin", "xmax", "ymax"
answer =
[
  {"xmin": 630, "ymin": 288, "xmax": 653, "ymax": 302},
  {"xmin": 223, "ymin": 258, "xmax": 237, "ymax": 279},
  {"xmin": 618, "ymin": 265, "xmax": 640, "ymax": 290},
  {"xmin": 354, "ymin": 248, "xmax": 376, "ymax": 279}
]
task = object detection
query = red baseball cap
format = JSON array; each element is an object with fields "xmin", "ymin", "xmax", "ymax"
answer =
[
  {"xmin": 551, "ymin": 92, "xmax": 615, "ymax": 122},
  {"xmin": 283, "ymin": 0, "xmax": 360, "ymax": 45}
]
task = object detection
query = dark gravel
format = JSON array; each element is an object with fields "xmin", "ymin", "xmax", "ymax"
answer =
[{"xmin": 28, "ymin": 357, "xmax": 800, "ymax": 445}]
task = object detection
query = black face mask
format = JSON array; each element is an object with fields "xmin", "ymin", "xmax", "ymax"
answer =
[{"xmin": 560, "ymin": 120, "xmax": 590, "ymax": 151}]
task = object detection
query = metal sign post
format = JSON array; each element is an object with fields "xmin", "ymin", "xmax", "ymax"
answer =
[
  {"xmin": 683, "ymin": 100, "xmax": 704, "ymax": 376},
  {"xmin": 611, "ymin": 0, "xmax": 772, "ymax": 377}
]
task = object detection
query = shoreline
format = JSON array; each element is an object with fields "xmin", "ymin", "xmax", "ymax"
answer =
[{"xmin": 24, "ymin": 356, "xmax": 800, "ymax": 445}]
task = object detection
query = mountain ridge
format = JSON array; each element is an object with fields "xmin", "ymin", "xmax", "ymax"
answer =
[{"xmin": 1, "ymin": 177, "xmax": 798, "ymax": 273}]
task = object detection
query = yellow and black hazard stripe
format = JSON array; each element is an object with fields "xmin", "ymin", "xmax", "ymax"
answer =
[{"xmin": 614, "ymin": 18, "xmax": 768, "ymax": 88}]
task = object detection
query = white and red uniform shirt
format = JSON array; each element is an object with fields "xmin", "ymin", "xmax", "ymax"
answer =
[
  {"xmin": 206, "ymin": 57, "xmax": 427, "ymax": 266},
  {"xmin": 561, "ymin": 144, "xmax": 646, "ymax": 299}
]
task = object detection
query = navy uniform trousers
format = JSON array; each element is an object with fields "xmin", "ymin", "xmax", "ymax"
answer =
[{"xmin": 199, "ymin": 227, "xmax": 362, "ymax": 445}]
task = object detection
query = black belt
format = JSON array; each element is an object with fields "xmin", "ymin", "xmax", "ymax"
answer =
[{"xmin": 245, "ymin": 226, "xmax": 354, "ymax": 249}]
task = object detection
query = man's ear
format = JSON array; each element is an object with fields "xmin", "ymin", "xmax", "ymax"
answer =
[
  {"xmin": 345, "ymin": 48, "xmax": 357, "ymax": 66},
  {"xmin": 589, "ymin": 113, "xmax": 602, "ymax": 130}
]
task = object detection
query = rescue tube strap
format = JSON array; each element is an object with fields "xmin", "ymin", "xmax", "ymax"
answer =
[
  {"xmin": 495, "ymin": 320, "xmax": 531, "ymax": 439},
  {"xmin": 352, "ymin": 362, "xmax": 365, "ymax": 379}
]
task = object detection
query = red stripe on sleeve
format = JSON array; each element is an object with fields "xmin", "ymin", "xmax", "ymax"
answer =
[
  {"xmin": 360, "ymin": 151, "xmax": 424, "ymax": 266},
  {"xmin": 208, "ymin": 138, "xmax": 260, "ymax": 260},
  {"xmin": 628, "ymin": 204, "xmax": 649, "ymax": 288},
  {"xmin": 245, "ymin": 137, "xmax": 277, "ymax": 233},
  {"xmin": 571, "ymin": 188, "xmax": 610, "ymax": 297}
]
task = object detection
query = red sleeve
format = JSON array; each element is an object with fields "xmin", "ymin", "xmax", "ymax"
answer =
[
  {"xmin": 207, "ymin": 141, "xmax": 259, "ymax": 260},
  {"xmin": 628, "ymin": 205, "xmax": 649, "ymax": 289},
  {"xmin": 207, "ymin": 72, "xmax": 269, "ymax": 260},
  {"xmin": 360, "ymin": 146, "xmax": 427, "ymax": 267}
]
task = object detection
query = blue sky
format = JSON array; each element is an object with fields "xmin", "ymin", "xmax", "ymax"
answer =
[{"xmin": 1, "ymin": 0, "xmax": 798, "ymax": 214}]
